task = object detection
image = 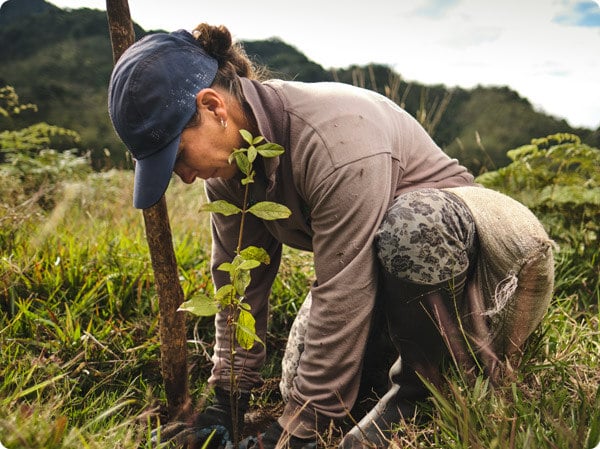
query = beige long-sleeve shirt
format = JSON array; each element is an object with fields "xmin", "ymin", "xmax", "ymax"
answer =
[{"xmin": 205, "ymin": 78, "xmax": 474, "ymax": 437}]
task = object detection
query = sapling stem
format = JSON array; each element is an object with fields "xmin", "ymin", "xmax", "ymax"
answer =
[
  {"xmin": 237, "ymin": 179, "xmax": 251, "ymax": 255},
  {"xmin": 230, "ymin": 172, "xmax": 252, "ymax": 444}
]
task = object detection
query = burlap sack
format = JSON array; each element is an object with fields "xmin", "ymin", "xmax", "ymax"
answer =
[{"xmin": 445, "ymin": 186, "xmax": 555, "ymax": 358}]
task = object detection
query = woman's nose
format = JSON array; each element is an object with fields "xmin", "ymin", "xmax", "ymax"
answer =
[{"xmin": 174, "ymin": 165, "xmax": 196, "ymax": 184}]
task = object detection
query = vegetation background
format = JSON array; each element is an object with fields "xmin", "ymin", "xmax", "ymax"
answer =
[{"xmin": 0, "ymin": 0, "xmax": 599, "ymax": 448}]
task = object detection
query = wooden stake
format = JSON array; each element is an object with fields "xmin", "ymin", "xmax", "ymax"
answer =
[{"xmin": 105, "ymin": 0, "xmax": 191, "ymax": 420}]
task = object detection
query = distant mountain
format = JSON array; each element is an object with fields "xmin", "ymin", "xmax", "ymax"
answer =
[
  {"xmin": 0, "ymin": 0, "xmax": 59, "ymax": 27},
  {"xmin": 1, "ymin": 0, "xmax": 597, "ymax": 173}
]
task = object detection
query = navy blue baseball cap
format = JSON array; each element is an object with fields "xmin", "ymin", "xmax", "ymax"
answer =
[{"xmin": 108, "ymin": 30, "xmax": 218, "ymax": 209}]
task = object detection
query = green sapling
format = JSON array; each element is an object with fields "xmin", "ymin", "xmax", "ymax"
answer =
[{"xmin": 178, "ymin": 130, "xmax": 291, "ymax": 444}]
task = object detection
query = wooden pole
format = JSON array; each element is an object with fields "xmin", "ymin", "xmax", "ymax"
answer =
[
  {"xmin": 141, "ymin": 197, "xmax": 191, "ymax": 420},
  {"xmin": 105, "ymin": 0, "xmax": 191, "ymax": 420}
]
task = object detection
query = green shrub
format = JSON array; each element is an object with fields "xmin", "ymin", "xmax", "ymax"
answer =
[
  {"xmin": 477, "ymin": 133, "xmax": 600, "ymax": 307},
  {"xmin": 0, "ymin": 85, "xmax": 91, "ymax": 249}
]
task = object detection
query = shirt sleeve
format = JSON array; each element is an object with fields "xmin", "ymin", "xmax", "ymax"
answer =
[
  {"xmin": 279, "ymin": 152, "xmax": 393, "ymax": 437},
  {"xmin": 204, "ymin": 179, "xmax": 282, "ymax": 391}
]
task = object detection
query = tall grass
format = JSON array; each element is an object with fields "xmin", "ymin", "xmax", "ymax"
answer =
[
  {"xmin": 1, "ymin": 171, "xmax": 216, "ymax": 447},
  {"xmin": 1, "ymin": 163, "xmax": 598, "ymax": 448}
]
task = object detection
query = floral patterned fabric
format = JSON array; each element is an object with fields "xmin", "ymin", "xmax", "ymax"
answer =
[
  {"xmin": 374, "ymin": 188, "xmax": 476, "ymax": 285},
  {"xmin": 280, "ymin": 291, "xmax": 312, "ymax": 403}
]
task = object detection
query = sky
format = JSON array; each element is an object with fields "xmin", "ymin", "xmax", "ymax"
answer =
[{"xmin": 7, "ymin": 0, "xmax": 600, "ymax": 129}]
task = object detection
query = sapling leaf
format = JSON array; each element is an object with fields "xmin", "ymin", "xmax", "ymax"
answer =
[
  {"xmin": 256, "ymin": 143, "xmax": 284, "ymax": 158},
  {"xmin": 234, "ymin": 152, "xmax": 251, "ymax": 175},
  {"xmin": 241, "ymin": 170, "xmax": 255, "ymax": 185},
  {"xmin": 238, "ymin": 259, "xmax": 261, "ymax": 270},
  {"xmin": 214, "ymin": 284, "xmax": 235, "ymax": 307},
  {"xmin": 247, "ymin": 145, "xmax": 258, "ymax": 163},
  {"xmin": 234, "ymin": 269, "xmax": 251, "ymax": 296},
  {"xmin": 240, "ymin": 246, "xmax": 270, "ymax": 265},
  {"xmin": 200, "ymin": 200, "xmax": 241, "ymax": 216},
  {"xmin": 252, "ymin": 135, "xmax": 265, "ymax": 145},
  {"xmin": 178, "ymin": 293, "xmax": 219, "ymax": 317},
  {"xmin": 240, "ymin": 129, "xmax": 253, "ymax": 145},
  {"xmin": 231, "ymin": 255, "xmax": 244, "ymax": 268},
  {"xmin": 236, "ymin": 309, "xmax": 263, "ymax": 350},
  {"xmin": 217, "ymin": 262, "xmax": 233, "ymax": 273},
  {"xmin": 228, "ymin": 148, "xmax": 245, "ymax": 165},
  {"xmin": 248, "ymin": 201, "xmax": 292, "ymax": 220}
]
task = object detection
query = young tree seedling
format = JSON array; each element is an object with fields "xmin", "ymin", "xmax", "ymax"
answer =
[{"xmin": 178, "ymin": 130, "xmax": 291, "ymax": 444}]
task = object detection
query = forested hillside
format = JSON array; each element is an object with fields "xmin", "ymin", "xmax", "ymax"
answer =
[{"xmin": 1, "ymin": 0, "xmax": 598, "ymax": 174}]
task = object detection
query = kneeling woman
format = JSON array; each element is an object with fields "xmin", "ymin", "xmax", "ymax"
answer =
[{"xmin": 107, "ymin": 23, "xmax": 554, "ymax": 448}]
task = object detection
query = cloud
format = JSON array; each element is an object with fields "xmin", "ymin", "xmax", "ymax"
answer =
[
  {"xmin": 553, "ymin": 1, "xmax": 600, "ymax": 27},
  {"xmin": 412, "ymin": 0, "xmax": 461, "ymax": 19},
  {"xmin": 442, "ymin": 26, "xmax": 502, "ymax": 48}
]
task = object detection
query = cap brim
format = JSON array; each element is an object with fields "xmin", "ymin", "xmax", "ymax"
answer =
[{"xmin": 132, "ymin": 135, "xmax": 181, "ymax": 209}]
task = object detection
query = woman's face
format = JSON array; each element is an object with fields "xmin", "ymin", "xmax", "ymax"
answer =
[
  {"xmin": 173, "ymin": 114, "xmax": 241, "ymax": 184},
  {"xmin": 173, "ymin": 88, "xmax": 244, "ymax": 184}
]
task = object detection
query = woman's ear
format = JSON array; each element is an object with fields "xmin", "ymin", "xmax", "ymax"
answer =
[{"xmin": 195, "ymin": 88, "xmax": 227, "ymax": 123}]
